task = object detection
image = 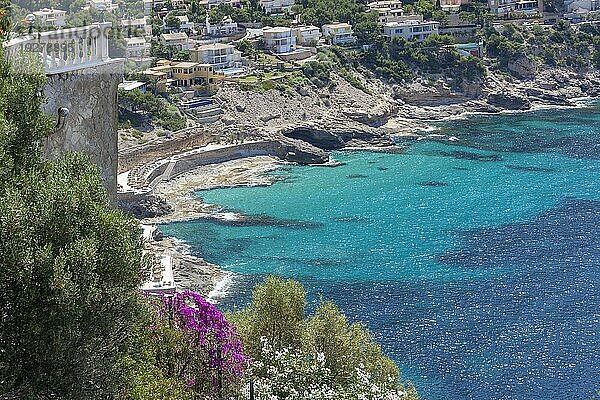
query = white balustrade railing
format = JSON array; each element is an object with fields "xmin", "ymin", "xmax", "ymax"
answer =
[{"xmin": 4, "ymin": 22, "xmax": 112, "ymax": 74}]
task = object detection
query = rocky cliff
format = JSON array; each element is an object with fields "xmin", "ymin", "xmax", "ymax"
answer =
[{"xmin": 208, "ymin": 65, "xmax": 600, "ymax": 155}]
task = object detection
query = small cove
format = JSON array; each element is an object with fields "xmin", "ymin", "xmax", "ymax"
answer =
[{"xmin": 161, "ymin": 104, "xmax": 600, "ymax": 399}]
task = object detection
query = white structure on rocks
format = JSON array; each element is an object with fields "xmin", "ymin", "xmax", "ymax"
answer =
[
  {"xmin": 262, "ymin": 26, "xmax": 296, "ymax": 53},
  {"xmin": 383, "ymin": 19, "xmax": 439, "ymax": 41},
  {"xmin": 4, "ymin": 23, "xmax": 123, "ymax": 199}
]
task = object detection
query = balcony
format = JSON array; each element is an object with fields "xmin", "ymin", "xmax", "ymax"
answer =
[{"xmin": 4, "ymin": 22, "xmax": 114, "ymax": 75}]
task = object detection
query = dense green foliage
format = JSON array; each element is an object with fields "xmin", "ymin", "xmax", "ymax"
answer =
[
  {"xmin": 483, "ymin": 21, "xmax": 600, "ymax": 72},
  {"xmin": 119, "ymin": 88, "xmax": 187, "ymax": 131},
  {"xmin": 0, "ymin": 25, "xmax": 238, "ymax": 399},
  {"xmin": 301, "ymin": 41, "xmax": 484, "ymax": 90},
  {"xmin": 229, "ymin": 277, "xmax": 419, "ymax": 399},
  {"xmin": 0, "ymin": 43, "xmax": 146, "ymax": 398}
]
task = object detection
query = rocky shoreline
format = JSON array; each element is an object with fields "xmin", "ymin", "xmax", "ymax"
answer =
[{"xmin": 126, "ymin": 65, "xmax": 600, "ymax": 298}]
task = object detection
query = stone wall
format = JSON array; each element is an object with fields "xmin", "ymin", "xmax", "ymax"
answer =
[{"xmin": 42, "ymin": 60, "xmax": 123, "ymax": 200}]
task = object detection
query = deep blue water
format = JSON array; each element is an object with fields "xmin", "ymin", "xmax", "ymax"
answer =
[{"xmin": 160, "ymin": 104, "xmax": 600, "ymax": 400}]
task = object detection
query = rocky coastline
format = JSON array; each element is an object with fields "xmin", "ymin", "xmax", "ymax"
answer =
[{"xmin": 123, "ymin": 65, "xmax": 600, "ymax": 297}]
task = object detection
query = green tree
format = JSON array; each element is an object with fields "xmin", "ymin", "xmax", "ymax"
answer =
[
  {"xmin": 231, "ymin": 276, "xmax": 306, "ymax": 357},
  {"xmin": 230, "ymin": 277, "xmax": 419, "ymax": 399},
  {"xmin": 305, "ymin": 300, "xmax": 399, "ymax": 386},
  {"xmin": 0, "ymin": 22, "xmax": 146, "ymax": 398},
  {"xmin": 300, "ymin": 0, "xmax": 362, "ymax": 26},
  {"xmin": 164, "ymin": 14, "xmax": 182, "ymax": 30}
]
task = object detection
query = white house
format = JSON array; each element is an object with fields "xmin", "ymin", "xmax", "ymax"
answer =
[
  {"xmin": 191, "ymin": 43, "xmax": 242, "ymax": 70},
  {"xmin": 368, "ymin": 0, "xmax": 405, "ymax": 24},
  {"xmin": 262, "ymin": 26, "xmax": 296, "ymax": 53},
  {"xmin": 439, "ymin": 0, "xmax": 470, "ymax": 11},
  {"xmin": 488, "ymin": 0, "xmax": 542, "ymax": 16},
  {"xmin": 125, "ymin": 37, "xmax": 150, "ymax": 58},
  {"xmin": 176, "ymin": 15, "xmax": 195, "ymax": 31},
  {"xmin": 119, "ymin": 80, "xmax": 147, "ymax": 92},
  {"xmin": 87, "ymin": 0, "xmax": 119, "ymax": 11},
  {"xmin": 259, "ymin": 0, "xmax": 295, "ymax": 14},
  {"xmin": 143, "ymin": 0, "xmax": 153, "ymax": 15},
  {"xmin": 121, "ymin": 17, "xmax": 151, "ymax": 36},
  {"xmin": 293, "ymin": 25, "xmax": 321, "ymax": 45},
  {"xmin": 203, "ymin": 15, "xmax": 240, "ymax": 36},
  {"xmin": 171, "ymin": 0, "xmax": 187, "ymax": 9},
  {"xmin": 322, "ymin": 23, "xmax": 356, "ymax": 45},
  {"xmin": 383, "ymin": 19, "xmax": 439, "ymax": 41},
  {"xmin": 564, "ymin": 0, "xmax": 600, "ymax": 12},
  {"xmin": 199, "ymin": 0, "xmax": 242, "ymax": 8},
  {"xmin": 32, "ymin": 8, "xmax": 66, "ymax": 28},
  {"xmin": 160, "ymin": 32, "xmax": 194, "ymax": 50}
]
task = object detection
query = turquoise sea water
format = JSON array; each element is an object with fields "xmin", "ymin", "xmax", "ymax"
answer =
[{"xmin": 161, "ymin": 104, "xmax": 600, "ymax": 400}]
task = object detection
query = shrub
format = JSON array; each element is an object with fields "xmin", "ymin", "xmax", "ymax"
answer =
[
  {"xmin": 229, "ymin": 277, "xmax": 419, "ymax": 400},
  {"xmin": 144, "ymin": 292, "xmax": 249, "ymax": 398}
]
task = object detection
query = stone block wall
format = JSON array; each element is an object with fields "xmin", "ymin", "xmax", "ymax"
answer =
[{"xmin": 41, "ymin": 60, "xmax": 123, "ymax": 200}]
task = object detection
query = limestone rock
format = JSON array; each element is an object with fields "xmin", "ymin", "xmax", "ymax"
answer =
[
  {"xmin": 508, "ymin": 56, "xmax": 537, "ymax": 79},
  {"xmin": 525, "ymin": 88, "xmax": 574, "ymax": 106},
  {"xmin": 487, "ymin": 92, "xmax": 531, "ymax": 110},
  {"xmin": 260, "ymin": 113, "xmax": 281, "ymax": 122}
]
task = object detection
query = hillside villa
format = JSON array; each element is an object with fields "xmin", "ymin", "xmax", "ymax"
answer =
[
  {"xmin": 322, "ymin": 23, "xmax": 356, "ymax": 45},
  {"xmin": 259, "ymin": 0, "xmax": 295, "ymax": 14},
  {"xmin": 160, "ymin": 32, "xmax": 194, "ymax": 50},
  {"xmin": 293, "ymin": 25, "xmax": 322, "ymax": 45},
  {"xmin": 383, "ymin": 19, "xmax": 439, "ymax": 41},
  {"xmin": 439, "ymin": 0, "xmax": 470, "ymax": 12},
  {"xmin": 199, "ymin": 0, "xmax": 242, "ymax": 8},
  {"xmin": 204, "ymin": 16, "xmax": 240, "ymax": 36},
  {"xmin": 175, "ymin": 15, "xmax": 195, "ymax": 31},
  {"xmin": 564, "ymin": 0, "xmax": 600, "ymax": 13},
  {"xmin": 190, "ymin": 43, "xmax": 242, "ymax": 71},
  {"xmin": 262, "ymin": 26, "xmax": 297, "ymax": 53},
  {"xmin": 143, "ymin": 60, "xmax": 223, "ymax": 91},
  {"xmin": 120, "ymin": 17, "xmax": 151, "ymax": 36},
  {"xmin": 368, "ymin": 0, "xmax": 405, "ymax": 24},
  {"xmin": 87, "ymin": 0, "xmax": 119, "ymax": 11},
  {"xmin": 32, "ymin": 8, "xmax": 66, "ymax": 28},
  {"xmin": 488, "ymin": 0, "xmax": 543, "ymax": 16},
  {"xmin": 125, "ymin": 37, "xmax": 150, "ymax": 59}
]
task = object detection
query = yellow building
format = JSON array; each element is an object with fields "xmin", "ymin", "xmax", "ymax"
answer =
[{"xmin": 143, "ymin": 60, "xmax": 224, "ymax": 92}]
